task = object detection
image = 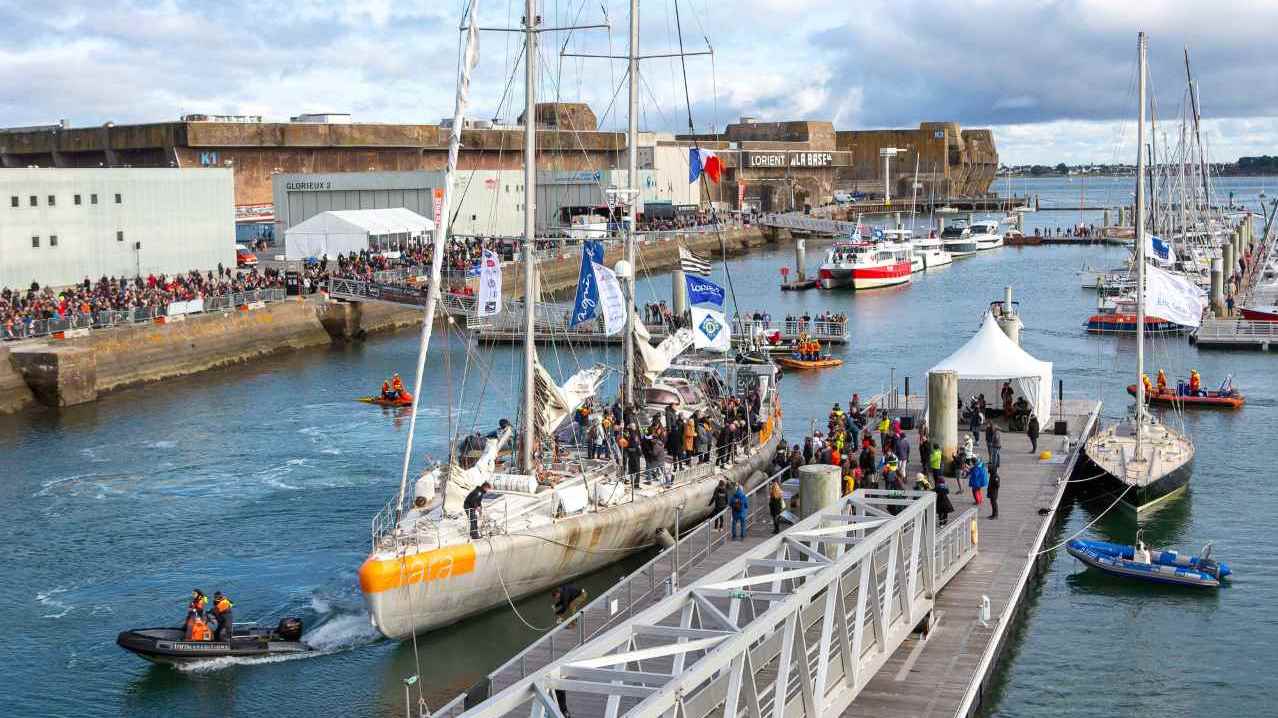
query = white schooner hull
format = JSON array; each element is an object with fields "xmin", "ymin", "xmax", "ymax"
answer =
[{"xmin": 361, "ymin": 430, "xmax": 781, "ymax": 639}]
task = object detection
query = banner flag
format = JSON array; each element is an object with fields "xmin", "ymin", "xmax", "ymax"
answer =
[
  {"xmin": 569, "ymin": 240, "xmax": 605, "ymax": 326},
  {"xmin": 691, "ymin": 306, "xmax": 731, "ymax": 352},
  {"xmin": 685, "ymin": 273, "xmax": 725, "ymax": 307},
  {"xmin": 590, "ymin": 261, "xmax": 627, "ymax": 336},
  {"xmin": 476, "ymin": 249, "xmax": 502, "ymax": 316}
]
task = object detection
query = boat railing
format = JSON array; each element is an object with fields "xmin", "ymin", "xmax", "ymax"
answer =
[{"xmin": 430, "ymin": 466, "xmax": 789, "ymax": 717}]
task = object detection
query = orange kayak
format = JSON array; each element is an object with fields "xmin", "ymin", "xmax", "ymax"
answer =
[
  {"xmin": 776, "ymin": 356, "xmax": 844, "ymax": 370},
  {"xmin": 357, "ymin": 394, "xmax": 415, "ymax": 407},
  {"xmin": 1125, "ymin": 384, "xmax": 1244, "ymax": 409}
]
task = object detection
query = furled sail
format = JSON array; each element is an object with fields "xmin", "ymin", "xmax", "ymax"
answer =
[
  {"xmin": 634, "ymin": 318, "xmax": 694, "ymax": 385},
  {"xmin": 441, "ymin": 426, "xmax": 513, "ymax": 515},
  {"xmin": 533, "ymin": 358, "xmax": 608, "ymax": 441}
]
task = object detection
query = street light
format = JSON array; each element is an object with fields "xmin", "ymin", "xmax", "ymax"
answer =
[{"xmin": 879, "ymin": 147, "xmax": 910, "ymax": 206}]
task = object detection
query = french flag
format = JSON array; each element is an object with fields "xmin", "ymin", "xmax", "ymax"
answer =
[{"xmin": 689, "ymin": 148, "xmax": 722, "ymax": 184}]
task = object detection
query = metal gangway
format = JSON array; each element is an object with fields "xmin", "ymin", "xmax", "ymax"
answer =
[
  {"xmin": 326, "ymin": 275, "xmax": 481, "ymax": 317},
  {"xmin": 458, "ymin": 488, "xmax": 978, "ymax": 717},
  {"xmin": 757, "ymin": 213, "xmax": 858, "ymax": 237}
]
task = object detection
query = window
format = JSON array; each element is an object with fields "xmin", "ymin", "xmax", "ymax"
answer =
[
  {"xmin": 9, "ymin": 196, "xmax": 16, "ymax": 207},
  {"xmin": 50, "ymin": 235, "xmax": 58, "ymax": 247},
  {"xmin": 31, "ymin": 236, "xmax": 39, "ymax": 248},
  {"xmin": 116, "ymin": 230, "xmax": 124, "ymax": 242},
  {"xmin": 91, "ymin": 193, "xmax": 98, "ymax": 205},
  {"xmin": 74, "ymin": 194, "xmax": 82, "ymax": 205},
  {"xmin": 48, "ymin": 194, "xmax": 55, "ymax": 206},
  {"xmin": 29, "ymin": 195, "xmax": 37, "ymax": 207},
  {"xmin": 114, "ymin": 193, "xmax": 122, "ymax": 204}
]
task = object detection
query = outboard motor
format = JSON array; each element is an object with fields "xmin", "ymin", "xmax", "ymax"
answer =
[{"xmin": 275, "ymin": 617, "xmax": 304, "ymax": 642}]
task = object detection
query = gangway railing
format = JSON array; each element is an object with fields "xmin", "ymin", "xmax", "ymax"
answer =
[
  {"xmin": 457, "ymin": 488, "xmax": 978, "ymax": 718},
  {"xmin": 757, "ymin": 212, "xmax": 858, "ymax": 236}
]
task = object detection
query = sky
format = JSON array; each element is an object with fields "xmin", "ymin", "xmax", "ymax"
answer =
[{"xmin": 1, "ymin": 0, "xmax": 1276, "ymax": 165}]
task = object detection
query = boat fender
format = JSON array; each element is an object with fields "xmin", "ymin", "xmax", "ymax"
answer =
[
  {"xmin": 1038, "ymin": 450, "xmax": 1053, "ymax": 461},
  {"xmin": 654, "ymin": 528, "xmax": 676, "ymax": 550}
]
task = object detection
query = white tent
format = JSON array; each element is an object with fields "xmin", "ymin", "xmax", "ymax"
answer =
[
  {"xmin": 283, "ymin": 208, "xmax": 434, "ymax": 260},
  {"xmin": 929, "ymin": 312, "xmax": 1054, "ymax": 422}
]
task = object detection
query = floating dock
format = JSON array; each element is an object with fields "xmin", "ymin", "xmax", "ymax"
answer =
[
  {"xmin": 448, "ymin": 397, "xmax": 1101, "ymax": 718},
  {"xmin": 1191, "ymin": 318, "xmax": 1278, "ymax": 350}
]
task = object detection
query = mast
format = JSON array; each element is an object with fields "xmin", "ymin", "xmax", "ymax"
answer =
[
  {"xmin": 1184, "ymin": 49, "xmax": 1211, "ymax": 210},
  {"xmin": 623, "ymin": 0, "xmax": 638, "ymax": 408},
  {"xmin": 395, "ymin": 0, "xmax": 481, "ymax": 509},
  {"xmin": 1136, "ymin": 31, "xmax": 1148, "ymax": 454},
  {"xmin": 521, "ymin": 0, "xmax": 538, "ymax": 473}
]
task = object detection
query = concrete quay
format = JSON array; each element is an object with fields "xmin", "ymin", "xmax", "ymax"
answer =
[{"xmin": 0, "ymin": 227, "xmax": 768, "ymax": 414}]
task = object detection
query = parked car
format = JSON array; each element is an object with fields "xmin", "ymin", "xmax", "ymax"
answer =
[{"xmin": 236, "ymin": 244, "xmax": 258, "ymax": 267}]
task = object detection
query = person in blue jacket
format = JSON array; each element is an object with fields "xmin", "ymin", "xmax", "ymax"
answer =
[
  {"xmin": 730, "ymin": 480, "xmax": 749, "ymax": 540},
  {"xmin": 966, "ymin": 456, "xmax": 988, "ymax": 505}
]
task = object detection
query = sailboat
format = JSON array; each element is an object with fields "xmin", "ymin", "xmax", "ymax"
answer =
[
  {"xmin": 357, "ymin": 0, "xmax": 783, "ymax": 640},
  {"xmin": 1084, "ymin": 32, "xmax": 1195, "ymax": 514}
]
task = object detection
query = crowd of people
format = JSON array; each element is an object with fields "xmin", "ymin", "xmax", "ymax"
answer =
[{"xmin": 2, "ymin": 266, "xmax": 285, "ymax": 340}]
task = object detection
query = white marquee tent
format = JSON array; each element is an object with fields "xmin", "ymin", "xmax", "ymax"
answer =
[
  {"xmin": 284, "ymin": 208, "xmax": 434, "ymax": 260},
  {"xmin": 929, "ymin": 312, "xmax": 1054, "ymax": 422}
]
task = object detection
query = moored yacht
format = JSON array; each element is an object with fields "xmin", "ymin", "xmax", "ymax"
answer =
[
  {"xmin": 969, "ymin": 219, "xmax": 1004, "ymax": 250},
  {"xmin": 911, "ymin": 232, "xmax": 953, "ymax": 270},
  {"xmin": 940, "ymin": 222, "xmax": 979, "ymax": 257},
  {"xmin": 819, "ymin": 239, "xmax": 913, "ymax": 290}
]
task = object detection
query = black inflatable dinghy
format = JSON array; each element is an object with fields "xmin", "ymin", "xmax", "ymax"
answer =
[{"xmin": 117, "ymin": 618, "xmax": 311, "ymax": 665}]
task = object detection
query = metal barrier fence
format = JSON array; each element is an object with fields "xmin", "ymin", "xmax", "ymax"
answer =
[
  {"xmin": 433, "ymin": 466, "xmax": 788, "ymax": 716},
  {"xmin": 2, "ymin": 288, "xmax": 287, "ymax": 342}
]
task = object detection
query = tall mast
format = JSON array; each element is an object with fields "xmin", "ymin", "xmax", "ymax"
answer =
[
  {"xmin": 521, "ymin": 0, "xmax": 538, "ymax": 473},
  {"xmin": 395, "ymin": 0, "xmax": 481, "ymax": 509},
  {"xmin": 1136, "ymin": 31, "xmax": 1148, "ymax": 454},
  {"xmin": 623, "ymin": 0, "xmax": 639, "ymax": 407},
  {"xmin": 1184, "ymin": 49, "xmax": 1211, "ymax": 210}
]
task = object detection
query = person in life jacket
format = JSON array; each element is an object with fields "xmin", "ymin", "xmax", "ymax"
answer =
[
  {"xmin": 1142, "ymin": 373, "xmax": 1153, "ymax": 396},
  {"xmin": 389, "ymin": 372, "xmax": 405, "ymax": 400},
  {"xmin": 381, "ymin": 380, "xmax": 392, "ymax": 400},
  {"xmin": 1156, "ymin": 369, "xmax": 1167, "ymax": 393},
  {"xmin": 185, "ymin": 611, "xmax": 212, "ymax": 641},
  {"xmin": 188, "ymin": 588, "xmax": 208, "ymax": 617},
  {"xmin": 1189, "ymin": 369, "xmax": 1202, "ymax": 396},
  {"xmin": 212, "ymin": 592, "xmax": 234, "ymax": 642}
]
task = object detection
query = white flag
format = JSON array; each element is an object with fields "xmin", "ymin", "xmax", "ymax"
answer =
[
  {"xmin": 476, "ymin": 249, "xmax": 502, "ymax": 317},
  {"xmin": 591, "ymin": 262, "xmax": 627, "ymax": 336},
  {"xmin": 1145, "ymin": 264, "xmax": 1207, "ymax": 328},
  {"xmin": 1147, "ymin": 234, "xmax": 1176, "ymax": 266},
  {"xmin": 690, "ymin": 306, "xmax": 731, "ymax": 352}
]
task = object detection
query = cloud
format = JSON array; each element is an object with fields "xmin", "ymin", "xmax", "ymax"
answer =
[{"xmin": 1, "ymin": 0, "xmax": 1276, "ymax": 164}]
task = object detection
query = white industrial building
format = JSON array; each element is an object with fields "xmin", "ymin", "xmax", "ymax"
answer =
[
  {"xmin": 0, "ymin": 168, "xmax": 235, "ymax": 288},
  {"xmin": 271, "ymin": 133, "xmax": 700, "ymax": 238},
  {"xmin": 283, "ymin": 208, "xmax": 434, "ymax": 260}
]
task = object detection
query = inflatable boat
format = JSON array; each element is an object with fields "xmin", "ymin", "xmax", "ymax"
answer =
[
  {"xmin": 775, "ymin": 356, "xmax": 844, "ymax": 370},
  {"xmin": 1125, "ymin": 384, "xmax": 1245, "ymax": 409},
  {"xmin": 1066, "ymin": 538, "xmax": 1230, "ymax": 588},
  {"xmin": 357, "ymin": 394, "xmax": 415, "ymax": 407},
  {"xmin": 117, "ymin": 618, "xmax": 312, "ymax": 666}
]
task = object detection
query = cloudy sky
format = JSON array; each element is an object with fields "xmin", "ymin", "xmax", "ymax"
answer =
[{"xmin": 1, "ymin": 0, "xmax": 1275, "ymax": 164}]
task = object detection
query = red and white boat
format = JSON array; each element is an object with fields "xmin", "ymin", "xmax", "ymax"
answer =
[
  {"xmin": 1239, "ymin": 305, "xmax": 1278, "ymax": 321},
  {"xmin": 819, "ymin": 239, "xmax": 913, "ymax": 290}
]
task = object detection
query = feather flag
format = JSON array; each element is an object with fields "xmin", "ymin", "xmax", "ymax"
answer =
[{"xmin": 689, "ymin": 148, "xmax": 722, "ymax": 184}]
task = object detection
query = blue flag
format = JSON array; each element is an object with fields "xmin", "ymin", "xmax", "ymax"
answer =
[
  {"xmin": 685, "ymin": 273, "xmax": 725, "ymax": 307},
  {"xmin": 569, "ymin": 241, "xmax": 605, "ymax": 326}
]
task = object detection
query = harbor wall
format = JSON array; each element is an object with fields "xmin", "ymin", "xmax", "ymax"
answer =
[{"xmin": 0, "ymin": 227, "xmax": 768, "ymax": 413}]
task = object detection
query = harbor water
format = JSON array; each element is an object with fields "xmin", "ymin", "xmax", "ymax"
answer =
[{"xmin": 1, "ymin": 176, "xmax": 1275, "ymax": 717}]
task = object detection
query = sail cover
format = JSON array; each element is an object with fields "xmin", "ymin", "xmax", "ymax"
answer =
[
  {"xmin": 634, "ymin": 319, "xmax": 694, "ymax": 385},
  {"xmin": 442, "ymin": 426, "xmax": 513, "ymax": 515},
  {"xmin": 1145, "ymin": 263, "xmax": 1207, "ymax": 328},
  {"xmin": 534, "ymin": 360, "xmax": 608, "ymax": 441},
  {"xmin": 929, "ymin": 312, "xmax": 1054, "ymax": 421}
]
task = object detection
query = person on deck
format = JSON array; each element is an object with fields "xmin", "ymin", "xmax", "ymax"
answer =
[
  {"xmin": 986, "ymin": 422, "xmax": 1001, "ymax": 470},
  {"xmin": 1156, "ymin": 369, "xmax": 1168, "ymax": 393},
  {"xmin": 710, "ymin": 479, "xmax": 729, "ymax": 530},
  {"xmin": 1142, "ymin": 372, "xmax": 1154, "ymax": 396},
  {"xmin": 1028, "ymin": 413, "xmax": 1040, "ymax": 453},
  {"xmin": 1189, "ymin": 369, "xmax": 1202, "ymax": 396},
  {"xmin": 966, "ymin": 457, "xmax": 988, "ymax": 505},
  {"xmin": 929, "ymin": 443, "xmax": 943, "ymax": 485},
  {"xmin": 769, "ymin": 479, "xmax": 785, "ymax": 534},
  {"xmin": 551, "ymin": 584, "xmax": 589, "ymax": 717},
  {"xmin": 1000, "ymin": 381, "xmax": 1014, "ymax": 417},
  {"xmin": 987, "ymin": 466, "xmax": 1001, "ymax": 519},
  {"xmin": 463, "ymin": 481, "xmax": 491, "ymax": 539}
]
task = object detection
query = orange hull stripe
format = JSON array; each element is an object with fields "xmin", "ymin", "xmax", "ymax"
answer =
[{"xmin": 359, "ymin": 543, "xmax": 477, "ymax": 594}]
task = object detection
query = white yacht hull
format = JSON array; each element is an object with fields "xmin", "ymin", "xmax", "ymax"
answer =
[
  {"xmin": 361, "ymin": 431, "xmax": 781, "ymax": 639},
  {"xmin": 1083, "ymin": 421, "xmax": 1195, "ymax": 514}
]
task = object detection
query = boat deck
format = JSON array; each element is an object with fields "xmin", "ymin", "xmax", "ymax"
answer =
[{"xmin": 841, "ymin": 398, "xmax": 1100, "ymax": 718}]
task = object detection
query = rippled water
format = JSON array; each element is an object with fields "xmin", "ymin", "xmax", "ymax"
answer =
[{"xmin": 1, "ymin": 177, "xmax": 1274, "ymax": 717}]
